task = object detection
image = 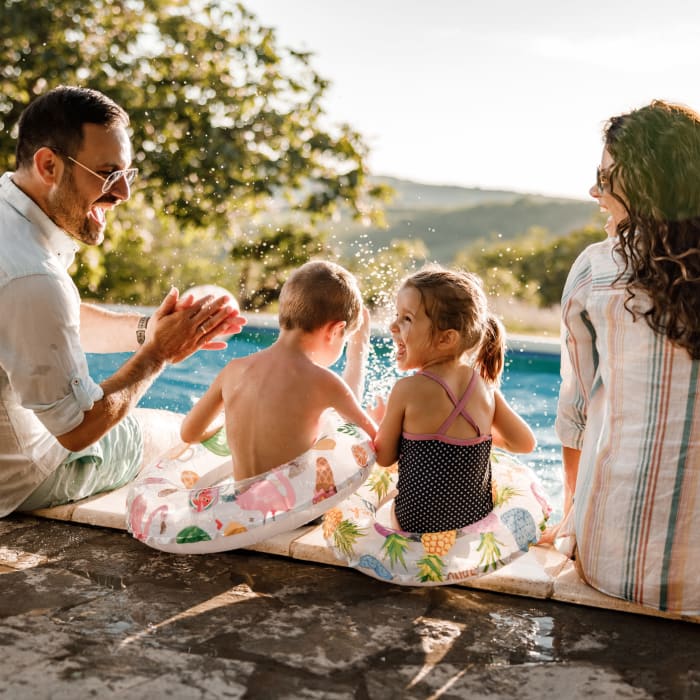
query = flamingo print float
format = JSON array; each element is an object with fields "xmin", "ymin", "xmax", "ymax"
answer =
[{"xmin": 235, "ymin": 471, "xmax": 296, "ymax": 521}]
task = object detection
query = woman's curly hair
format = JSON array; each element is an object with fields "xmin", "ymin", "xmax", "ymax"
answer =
[{"xmin": 604, "ymin": 100, "xmax": 700, "ymax": 359}]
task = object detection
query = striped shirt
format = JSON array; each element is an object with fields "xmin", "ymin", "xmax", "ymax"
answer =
[{"xmin": 556, "ymin": 238, "xmax": 700, "ymax": 615}]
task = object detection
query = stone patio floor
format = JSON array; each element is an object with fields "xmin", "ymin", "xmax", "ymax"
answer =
[{"xmin": 1, "ymin": 510, "xmax": 698, "ymax": 699}]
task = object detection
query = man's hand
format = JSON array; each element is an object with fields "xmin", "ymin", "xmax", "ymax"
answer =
[
  {"xmin": 175, "ymin": 288, "xmax": 247, "ymax": 350},
  {"xmin": 144, "ymin": 288, "xmax": 244, "ymax": 364}
]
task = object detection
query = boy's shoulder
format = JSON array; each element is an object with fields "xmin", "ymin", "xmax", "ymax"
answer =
[
  {"xmin": 219, "ymin": 352, "xmax": 260, "ymax": 381},
  {"xmin": 311, "ymin": 362, "xmax": 346, "ymax": 386}
]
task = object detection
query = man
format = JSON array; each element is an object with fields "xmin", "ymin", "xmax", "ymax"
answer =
[{"xmin": 0, "ymin": 85, "xmax": 245, "ymax": 516}]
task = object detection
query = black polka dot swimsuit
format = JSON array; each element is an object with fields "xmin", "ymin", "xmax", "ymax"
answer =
[{"xmin": 394, "ymin": 369, "xmax": 494, "ymax": 533}]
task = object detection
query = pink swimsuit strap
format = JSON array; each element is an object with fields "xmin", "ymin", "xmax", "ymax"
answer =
[{"xmin": 418, "ymin": 369, "xmax": 481, "ymax": 437}]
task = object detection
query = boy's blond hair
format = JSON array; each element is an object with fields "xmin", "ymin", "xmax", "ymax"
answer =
[{"xmin": 278, "ymin": 261, "xmax": 362, "ymax": 333}]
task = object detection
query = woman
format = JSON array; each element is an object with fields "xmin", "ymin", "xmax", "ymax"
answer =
[{"xmin": 555, "ymin": 100, "xmax": 700, "ymax": 615}]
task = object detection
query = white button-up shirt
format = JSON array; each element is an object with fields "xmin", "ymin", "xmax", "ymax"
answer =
[{"xmin": 0, "ymin": 172, "xmax": 104, "ymax": 516}]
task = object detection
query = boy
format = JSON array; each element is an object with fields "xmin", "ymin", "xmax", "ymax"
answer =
[{"xmin": 180, "ymin": 261, "xmax": 377, "ymax": 481}]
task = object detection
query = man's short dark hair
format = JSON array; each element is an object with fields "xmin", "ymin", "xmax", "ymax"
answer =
[{"xmin": 15, "ymin": 85, "xmax": 129, "ymax": 169}]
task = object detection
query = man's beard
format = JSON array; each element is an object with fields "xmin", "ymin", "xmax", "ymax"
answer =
[{"xmin": 46, "ymin": 170, "xmax": 106, "ymax": 246}]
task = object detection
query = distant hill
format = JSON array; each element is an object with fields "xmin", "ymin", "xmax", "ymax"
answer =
[
  {"xmin": 331, "ymin": 176, "xmax": 600, "ymax": 263},
  {"xmin": 370, "ymin": 175, "xmax": 525, "ymax": 209}
]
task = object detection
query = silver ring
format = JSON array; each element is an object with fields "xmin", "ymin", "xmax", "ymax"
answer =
[{"xmin": 198, "ymin": 323, "xmax": 207, "ymax": 335}]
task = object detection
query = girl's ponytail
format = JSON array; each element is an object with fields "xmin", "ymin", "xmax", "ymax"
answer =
[{"xmin": 476, "ymin": 314, "xmax": 506, "ymax": 384}]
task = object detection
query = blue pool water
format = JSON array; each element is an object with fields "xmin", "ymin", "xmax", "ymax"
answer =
[{"xmin": 88, "ymin": 325, "xmax": 563, "ymax": 517}]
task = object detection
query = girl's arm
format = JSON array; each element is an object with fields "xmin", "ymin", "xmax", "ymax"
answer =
[
  {"xmin": 373, "ymin": 379, "xmax": 408, "ymax": 466},
  {"xmin": 180, "ymin": 371, "xmax": 225, "ymax": 444},
  {"xmin": 491, "ymin": 390, "xmax": 536, "ymax": 453}
]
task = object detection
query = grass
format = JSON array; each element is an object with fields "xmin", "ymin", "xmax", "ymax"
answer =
[
  {"xmin": 369, "ymin": 296, "xmax": 560, "ymax": 340},
  {"xmin": 489, "ymin": 296, "xmax": 561, "ymax": 337}
]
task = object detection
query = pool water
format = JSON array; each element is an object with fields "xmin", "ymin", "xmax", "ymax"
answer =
[{"xmin": 88, "ymin": 325, "xmax": 564, "ymax": 518}]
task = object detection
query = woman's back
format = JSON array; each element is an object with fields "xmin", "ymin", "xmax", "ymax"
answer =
[{"xmin": 557, "ymin": 238, "xmax": 700, "ymax": 613}]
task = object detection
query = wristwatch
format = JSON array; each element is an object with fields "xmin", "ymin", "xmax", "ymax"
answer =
[{"xmin": 136, "ymin": 315, "xmax": 150, "ymax": 345}]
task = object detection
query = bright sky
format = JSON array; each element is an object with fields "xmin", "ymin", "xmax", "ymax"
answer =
[{"xmin": 243, "ymin": 0, "xmax": 700, "ymax": 201}]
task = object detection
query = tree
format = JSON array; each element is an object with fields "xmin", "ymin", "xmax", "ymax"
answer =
[
  {"xmin": 230, "ymin": 226, "xmax": 330, "ymax": 310},
  {"xmin": 456, "ymin": 224, "xmax": 605, "ymax": 307},
  {"xmin": 0, "ymin": 0, "xmax": 391, "ymax": 300},
  {"xmin": 344, "ymin": 238, "xmax": 429, "ymax": 311}
]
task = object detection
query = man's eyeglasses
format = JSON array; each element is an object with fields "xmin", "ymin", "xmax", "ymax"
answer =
[
  {"xmin": 54, "ymin": 150, "xmax": 138, "ymax": 194},
  {"xmin": 596, "ymin": 166, "xmax": 611, "ymax": 192}
]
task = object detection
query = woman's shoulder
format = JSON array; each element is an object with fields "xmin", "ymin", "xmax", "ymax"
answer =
[
  {"xmin": 564, "ymin": 237, "xmax": 620, "ymax": 293},
  {"xmin": 576, "ymin": 236, "xmax": 618, "ymax": 266}
]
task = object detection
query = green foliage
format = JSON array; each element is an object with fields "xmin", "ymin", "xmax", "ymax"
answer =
[
  {"xmin": 77, "ymin": 197, "xmax": 234, "ymax": 304},
  {"xmin": 345, "ymin": 237, "xmax": 428, "ymax": 310},
  {"xmin": 457, "ymin": 224, "xmax": 606, "ymax": 307},
  {"xmin": 0, "ymin": 0, "xmax": 387, "ymax": 301},
  {"xmin": 0, "ymin": 0, "xmax": 606, "ymax": 314},
  {"xmin": 230, "ymin": 226, "xmax": 330, "ymax": 310}
]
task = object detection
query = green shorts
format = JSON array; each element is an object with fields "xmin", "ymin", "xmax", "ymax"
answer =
[{"xmin": 18, "ymin": 414, "xmax": 144, "ymax": 511}]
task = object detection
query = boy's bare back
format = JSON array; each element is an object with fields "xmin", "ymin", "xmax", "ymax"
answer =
[{"xmin": 220, "ymin": 342, "xmax": 349, "ymax": 480}]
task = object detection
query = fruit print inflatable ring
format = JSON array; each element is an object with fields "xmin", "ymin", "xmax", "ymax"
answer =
[
  {"xmin": 126, "ymin": 410, "xmax": 375, "ymax": 554},
  {"xmin": 322, "ymin": 450, "xmax": 552, "ymax": 586}
]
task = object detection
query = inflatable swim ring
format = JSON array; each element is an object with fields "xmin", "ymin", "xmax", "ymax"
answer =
[
  {"xmin": 126, "ymin": 410, "xmax": 375, "ymax": 554},
  {"xmin": 323, "ymin": 449, "xmax": 552, "ymax": 586}
]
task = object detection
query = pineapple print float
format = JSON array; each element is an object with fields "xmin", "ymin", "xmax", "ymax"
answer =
[
  {"xmin": 323, "ymin": 507, "xmax": 343, "ymax": 539},
  {"xmin": 476, "ymin": 531, "xmax": 505, "ymax": 571},
  {"xmin": 492, "ymin": 478, "xmax": 521, "ymax": 507},
  {"xmin": 322, "ymin": 452, "xmax": 553, "ymax": 586},
  {"xmin": 127, "ymin": 408, "xmax": 374, "ymax": 554},
  {"xmin": 323, "ymin": 507, "xmax": 365, "ymax": 559},
  {"xmin": 351, "ymin": 444, "xmax": 370, "ymax": 467},
  {"xmin": 367, "ymin": 467, "xmax": 395, "ymax": 504},
  {"xmin": 500, "ymin": 508, "xmax": 538, "ymax": 552},
  {"xmin": 417, "ymin": 530, "xmax": 458, "ymax": 583}
]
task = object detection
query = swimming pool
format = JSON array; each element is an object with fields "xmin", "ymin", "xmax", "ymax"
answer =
[{"xmin": 87, "ymin": 324, "xmax": 564, "ymax": 518}]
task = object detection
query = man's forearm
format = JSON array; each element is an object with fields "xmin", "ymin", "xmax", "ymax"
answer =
[
  {"xmin": 56, "ymin": 346, "xmax": 165, "ymax": 452},
  {"xmin": 80, "ymin": 303, "xmax": 146, "ymax": 354}
]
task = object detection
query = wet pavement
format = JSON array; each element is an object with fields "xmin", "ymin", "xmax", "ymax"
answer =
[{"xmin": 0, "ymin": 514, "xmax": 698, "ymax": 699}]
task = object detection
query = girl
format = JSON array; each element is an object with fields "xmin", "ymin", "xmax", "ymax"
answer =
[{"xmin": 373, "ymin": 265, "xmax": 536, "ymax": 533}]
